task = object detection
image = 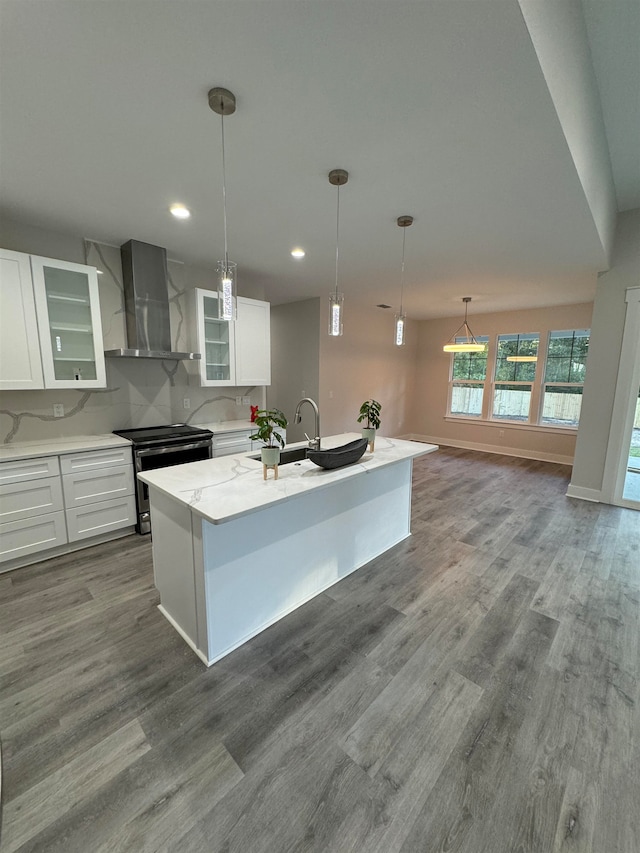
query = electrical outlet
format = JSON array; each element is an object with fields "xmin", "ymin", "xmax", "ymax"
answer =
[
  {"xmin": 183, "ymin": 398, "xmax": 190, "ymax": 410},
  {"xmin": 499, "ymin": 429, "xmax": 505, "ymax": 437},
  {"xmin": 329, "ymin": 390, "xmax": 334, "ymax": 399},
  {"xmin": 235, "ymin": 396, "xmax": 243, "ymax": 406},
  {"xmin": 53, "ymin": 403, "xmax": 64, "ymax": 418},
  {"xmin": 242, "ymin": 396, "xmax": 251, "ymax": 405}
]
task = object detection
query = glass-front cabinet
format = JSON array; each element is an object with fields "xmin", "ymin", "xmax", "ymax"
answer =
[
  {"xmin": 30, "ymin": 255, "xmax": 106, "ymax": 388},
  {"xmin": 195, "ymin": 288, "xmax": 236, "ymax": 386}
]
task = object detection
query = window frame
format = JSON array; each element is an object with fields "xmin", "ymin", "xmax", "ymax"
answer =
[
  {"xmin": 537, "ymin": 329, "xmax": 590, "ymax": 428},
  {"xmin": 489, "ymin": 332, "xmax": 541, "ymax": 424},
  {"xmin": 445, "ymin": 327, "xmax": 591, "ymax": 430},
  {"xmin": 447, "ymin": 336, "xmax": 490, "ymax": 420}
]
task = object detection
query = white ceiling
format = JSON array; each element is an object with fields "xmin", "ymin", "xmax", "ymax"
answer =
[{"xmin": 0, "ymin": 1, "xmax": 637, "ymax": 319}]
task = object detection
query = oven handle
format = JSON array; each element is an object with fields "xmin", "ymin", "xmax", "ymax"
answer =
[{"xmin": 134, "ymin": 439, "xmax": 213, "ymax": 458}]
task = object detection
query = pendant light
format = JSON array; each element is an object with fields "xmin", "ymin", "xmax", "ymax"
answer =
[
  {"xmin": 328, "ymin": 169, "xmax": 348, "ymax": 336},
  {"xmin": 443, "ymin": 297, "xmax": 486, "ymax": 352},
  {"xmin": 395, "ymin": 215, "xmax": 413, "ymax": 346},
  {"xmin": 208, "ymin": 87, "xmax": 237, "ymax": 322}
]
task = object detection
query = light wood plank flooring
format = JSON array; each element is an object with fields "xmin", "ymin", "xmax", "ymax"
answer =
[{"xmin": 1, "ymin": 447, "xmax": 638, "ymax": 852}]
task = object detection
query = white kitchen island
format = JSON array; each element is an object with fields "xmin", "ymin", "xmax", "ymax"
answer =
[{"xmin": 139, "ymin": 433, "xmax": 437, "ymax": 666}]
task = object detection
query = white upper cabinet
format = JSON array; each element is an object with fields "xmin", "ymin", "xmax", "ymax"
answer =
[
  {"xmin": 195, "ymin": 289, "xmax": 237, "ymax": 386},
  {"xmin": 0, "ymin": 249, "xmax": 45, "ymax": 390},
  {"xmin": 30, "ymin": 255, "xmax": 106, "ymax": 388},
  {"xmin": 194, "ymin": 290, "xmax": 271, "ymax": 387},
  {"xmin": 235, "ymin": 297, "xmax": 271, "ymax": 386}
]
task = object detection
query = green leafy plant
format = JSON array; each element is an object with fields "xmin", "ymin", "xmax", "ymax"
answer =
[
  {"xmin": 250, "ymin": 408, "xmax": 288, "ymax": 449},
  {"xmin": 357, "ymin": 399, "xmax": 382, "ymax": 430}
]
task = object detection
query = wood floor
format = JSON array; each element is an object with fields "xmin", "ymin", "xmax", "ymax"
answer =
[{"xmin": 1, "ymin": 447, "xmax": 639, "ymax": 852}]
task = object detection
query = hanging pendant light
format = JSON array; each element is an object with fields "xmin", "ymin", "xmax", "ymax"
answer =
[
  {"xmin": 443, "ymin": 297, "xmax": 486, "ymax": 352},
  {"xmin": 394, "ymin": 215, "xmax": 413, "ymax": 346},
  {"xmin": 328, "ymin": 169, "xmax": 348, "ymax": 336},
  {"xmin": 208, "ymin": 87, "xmax": 237, "ymax": 322}
]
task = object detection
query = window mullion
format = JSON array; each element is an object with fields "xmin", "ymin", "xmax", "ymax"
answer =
[{"xmin": 531, "ymin": 329, "xmax": 548, "ymax": 424}]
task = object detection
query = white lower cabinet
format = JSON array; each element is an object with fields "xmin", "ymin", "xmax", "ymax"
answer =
[
  {"xmin": 0, "ymin": 445, "xmax": 136, "ymax": 570},
  {"xmin": 212, "ymin": 430, "xmax": 253, "ymax": 457},
  {"xmin": 0, "ymin": 476, "xmax": 65, "ymax": 524},
  {"xmin": 0, "ymin": 512, "xmax": 68, "ymax": 563},
  {"xmin": 62, "ymin": 464, "xmax": 134, "ymax": 509},
  {"xmin": 66, "ymin": 495, "xmax": 136, "ymax": 542}
]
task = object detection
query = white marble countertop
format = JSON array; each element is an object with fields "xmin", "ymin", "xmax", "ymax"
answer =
[
  {"xmin": 197, "ymin": 419, "xmax": 255, "ymax": 434},
  {"xmin": 139, "ymin": 433, "xmax": 437, "ymax": 525},
  {"xmin": 0, "ymin": 434, "xmax": 132, "ymax": 462}
]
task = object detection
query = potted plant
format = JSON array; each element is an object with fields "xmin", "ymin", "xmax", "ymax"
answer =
[
  {"xmin": 357, "ymin": 399, "xmax": 382, "ymax": 451},
  {"xmin": 250, "ymin": 408, "xmax": 288, "ymax": 468}
]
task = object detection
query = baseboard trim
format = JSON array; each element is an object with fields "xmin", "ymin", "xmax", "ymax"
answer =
[
  {"xmin": 565, "ymin": 484, "xmax": 602, "ymax": 502},
  {"xmin": 405, "ymin": 433, "xmax": 574, "ymax": 466}
]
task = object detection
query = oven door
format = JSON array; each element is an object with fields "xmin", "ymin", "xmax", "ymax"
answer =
[{"xmin": 134, "ymin": 438, "xmax": 212, "ymax": 534}]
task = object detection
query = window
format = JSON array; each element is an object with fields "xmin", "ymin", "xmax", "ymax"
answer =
[
  {"xmin": 449, "ymin": 336, "xmax": 489, "ymax": 417},
  {"xmin": 540, "ymin": 329, "xmax": 590, "ymax": 427},
  {"xmin": 446, "ymin": 327, "xmax": 591, "ymax": 429},
  {"xmin": 492, "ymin": 333, "xmax": 539, "ymax": 422}
]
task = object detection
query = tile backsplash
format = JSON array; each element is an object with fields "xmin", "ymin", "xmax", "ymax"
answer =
[{"xmin": 0, "ymin": 239, "xmax": 263, "ymax": 443}]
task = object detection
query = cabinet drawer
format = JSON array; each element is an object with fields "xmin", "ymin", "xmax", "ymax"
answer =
[
  {"xmin": 66, "ymin": 495, "xmax": 136, "ymax": 542},
  {"xmin": 62, "ymin": 464, "xmax": 134, "ymax": 508},
  {"xmin": 0, "ymin": 455, "xmax": 60, "ymax": 485},
  {"xmin": 212, "ymin": 431, "xmax": 252, "ymax": 454},
  {"xmin": 212, "ymin": 434, "xmax": 252, "ymax": 457},
  {"xmin": 0, "ymin": 476, "xmax": 64, "ymax": 523},
  {"xmin": 0, "ymin": 511, "xmax": 67, "ymax": 563},
  {"xmin": 60, "ymin": 446, "xmax": 133, "ymax": 474}
]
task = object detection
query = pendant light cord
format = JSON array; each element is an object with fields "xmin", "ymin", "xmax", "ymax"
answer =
[
  {"xmin": 334, "ymin": 183, "xmax": 340, "ymax": 298},
  {"xmin": 400, "ymin": 227, "xmax": 406, "ymax": 315},
  {"xmin": 221, "ymin": 112, "xmax": 229, "ymax": 270}
]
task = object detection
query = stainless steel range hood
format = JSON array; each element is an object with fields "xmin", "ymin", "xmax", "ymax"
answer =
[{"xmin": 104, "ymin": 239, "xmax": 201, "ymax": 360}]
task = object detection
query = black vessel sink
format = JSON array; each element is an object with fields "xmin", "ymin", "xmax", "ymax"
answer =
[{"xmin": 307, "ymin": 438, "xmax": 368, "ymax": 470}]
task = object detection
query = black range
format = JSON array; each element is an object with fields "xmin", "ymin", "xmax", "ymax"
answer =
[{"xmin": 114, "ymin": 424, "xmax": 213, "ymax": 534}]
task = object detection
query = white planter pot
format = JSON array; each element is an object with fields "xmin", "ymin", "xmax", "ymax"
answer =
[
  {"xmin": 361, "ymin": 427, "xmax": 376, "ymax": 452},
  {"xmin": 261, "ymin": 447, "xmax": 281, "ymax": 466}
]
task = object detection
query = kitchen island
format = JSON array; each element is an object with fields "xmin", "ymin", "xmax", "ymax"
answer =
[{"xmin": 139, "ymin": 433, "xmax": 437, "ymax": 665}]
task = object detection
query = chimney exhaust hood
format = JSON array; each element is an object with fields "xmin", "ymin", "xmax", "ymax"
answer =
[{"xmin": 104, "ymin": 240, "xmax": 201, "ymax": 360}]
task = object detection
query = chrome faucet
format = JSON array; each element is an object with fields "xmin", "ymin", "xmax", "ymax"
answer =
[{"xmin": 294, "ymin": 397, "xmax": 321, "ymax": 450}]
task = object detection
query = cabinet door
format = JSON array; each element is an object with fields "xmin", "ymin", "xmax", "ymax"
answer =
[
  {"xmin": 0, "ymin": 511, "xmax": 68, "ymax": 565},
  {"xmin": 62, "ymin": 464, "xmax": 134, "ymax": 509},
  {"xmin": 235, "ymin": 297, "xmax": 271, "ymax": 386},
  {"xmin": 0, "ymin": 248, "xmax": 45, "ymax": 390},
  {"xmin": 195, "ymin": 288, "xmax": 236, "ymax": 386},
  {"xmin": 30, "ymin": 255, "xmax": 106, "ymax": 388}
]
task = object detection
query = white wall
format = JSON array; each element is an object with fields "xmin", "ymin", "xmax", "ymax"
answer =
[
  {"xmin": 319, "ymin": 297, "xmax": 418, "ymax": 439},
  {"xmin": 267, "ymin": 299, "xmax": 320, "ymax": 443},
  {"xmin": 570, "ymin": 208, "xmax": 640, "ymax": 496}
]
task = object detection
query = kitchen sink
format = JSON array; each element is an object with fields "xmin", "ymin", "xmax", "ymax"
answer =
[{"xmin": 249, "ymin": 446, "xmax": 309, "ymax": 465}]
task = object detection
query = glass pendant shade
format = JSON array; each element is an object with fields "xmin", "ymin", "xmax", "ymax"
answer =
[
  {"xmin": 395, "ymin": 313, "xmax": 406, "ymax": 347},
  {"xmin": 327, "ymin": 169, "xmax": 348, "ymax": 338},
  {"xmin": 217, "ymin": 260, "xmax": 237, "ymax": 321},
  {"xmin": 329, "ymin": 292, "xmax": 344, "ymax": 336}
]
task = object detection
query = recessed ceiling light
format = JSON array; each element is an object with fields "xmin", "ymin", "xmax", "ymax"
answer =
[
  {"xmin": 170, "ymin": 203, "xmax": 191, "ymax": 220},
  {"xmin": 291, "ymin": 248, "xmax": 306, "ymax": 259}
]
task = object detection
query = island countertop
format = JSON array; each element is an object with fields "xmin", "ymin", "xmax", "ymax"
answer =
[{"xmin": 138, "ymin": 433, "xmax": 437, "ymax": 525}]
